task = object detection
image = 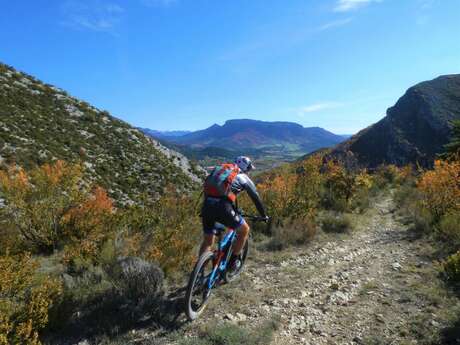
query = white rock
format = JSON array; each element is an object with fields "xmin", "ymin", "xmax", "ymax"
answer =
[{"xmin": 392, "ymin": 262, "xmax": 402, "ymax": 270}]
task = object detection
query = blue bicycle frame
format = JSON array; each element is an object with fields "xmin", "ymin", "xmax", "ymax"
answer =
[{"xmin": 206, "ymin": 226, "xmax": 236, "ymax": 290}]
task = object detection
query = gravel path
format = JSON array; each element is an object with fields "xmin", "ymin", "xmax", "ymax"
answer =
[{"xmin": 185, "ymin": 192, "xmax": 452, "ymax": 345}]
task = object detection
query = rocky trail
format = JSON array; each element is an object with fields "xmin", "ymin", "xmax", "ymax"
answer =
[
  {"xmin": 171, "ymin": 192, "xmax": 458, "ymax": 345},
  {"xmin": 99, "ymin": 192, "xmax": 459, "ymax": 345}
]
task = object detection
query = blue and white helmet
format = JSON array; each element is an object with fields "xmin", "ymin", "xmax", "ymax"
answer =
[{"xmin": 235, "ymin": 156, "xmax": 255, "ymax": 172}]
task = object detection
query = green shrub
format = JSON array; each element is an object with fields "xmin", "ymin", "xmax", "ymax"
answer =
[
  {"xmin": 442, "ymin": 251, "xmax": 460, "ymax": 283},
  {"xmin": 412, "ymin": 207, "xmax": 435, "ymax": 233},
  {"xmin": 265, "ymin": 217, "xmax": 317, "ymax": 251},
  {"xmin": 0, "ymin": 252, "xmax": 62, "ymax": 345},
  {"xmin": 350, "ymin": 188, "xmax": 371, "ymax": 213},
  {"xmin": 437, "ymin": 212, "xmax": 460, "ymax": 251},
  {"xmin": 321, "ymin": 213, "xmax": 352, "ymax": 233}
]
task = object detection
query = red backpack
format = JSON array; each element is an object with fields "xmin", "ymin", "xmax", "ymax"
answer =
[{"xmin": 203, "ymin": 163, "xmax": 240, "ymax": 202}]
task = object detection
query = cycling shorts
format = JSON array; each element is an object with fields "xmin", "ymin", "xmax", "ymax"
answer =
[{"xmin": 201, "ymin": 197, "xmax": 245, "ymax": 235}]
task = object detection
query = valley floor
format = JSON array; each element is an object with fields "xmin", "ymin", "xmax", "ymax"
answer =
[{"xmin": 91, "ymin": 192, "xmax": 460, "ymax": 345}]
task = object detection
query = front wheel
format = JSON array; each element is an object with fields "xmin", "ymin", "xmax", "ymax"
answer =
[{"xmin": 185, "ymin": 251, "xmax": 215, "ymax": 321}]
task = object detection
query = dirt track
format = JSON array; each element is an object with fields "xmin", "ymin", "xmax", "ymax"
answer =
[{"xmin": 178, "ymin": 192, "xmax": 458, "ymax": 345}]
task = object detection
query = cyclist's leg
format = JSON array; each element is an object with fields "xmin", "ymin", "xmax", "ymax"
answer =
[
  {"xmin": 232, "ymin": 220, "xmax": 250, "ymax": 256},
  {"xmin": 219, "ymin": 201, "xmax": 249, "ymax": 257},
  {"xmin": 199, "ymin": 233, "xmax": 215, "ymax": 256},
  {"xmin": 200, "ymin": 198, "xmax": 218, "ymax": 256}
]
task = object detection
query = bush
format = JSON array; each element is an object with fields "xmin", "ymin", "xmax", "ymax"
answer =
[
  {"xmin": 417, "ymin": 160, "xmax": 460, "ymax": 222},
  {"xmin": 322, "ymin": 160, "xmax": 355, "ymax": 208},
  {"xmin": 350, "ymin": 188, "xmax": 371, "ymax": 212},
  {"xmin": 321, "ymin": 213, "xmax": 352, "ymax": 233},
  {"xmin": 109, "ymin": 257, "xmax": 164, "ymax": 303},
  {"xmin": 437, "ymin": 212, "xmax": 460, "ymax": 251},
  {"xmin": 266, "ymin": 216, "xmax": 317, "ymax": 251},
  {"xmin": 62, "ymin": 187, "xmax": 116, "ymax": 268},
  {"xmin": 0, "ymin": 252, "xmax": 62, "ymax": 345},
  {"xmin": 0, "ymin": 161, "xmax": 85, "ymax": 253},
  {"xmin": 119, "ymin": 189, "xmax": 202, "ymax": 276},
  {"xmin": 442, "ymin": 251, "xmax": 460, "ymax": 283},
  {"xmin": 255, "ymin": 156, "xmax": 323, "ymax": 227},
  {"xmin": 412, "ymin": 207, "xmax": 434, "ymax": 233},
  {"xmin": 0, "ymin": 161, "xmax": 116, "ymax": 261}
]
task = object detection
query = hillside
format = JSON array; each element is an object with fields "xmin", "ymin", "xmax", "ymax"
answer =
[
  {"xmin": 0, "ymin": 63, "xmax": 203, "ymax": 204},
  {"xmin": 332, "ymin": 74, "xmax": 460, "ymax": 168}
]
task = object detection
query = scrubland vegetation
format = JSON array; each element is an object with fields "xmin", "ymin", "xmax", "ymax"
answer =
[
  {"xmin": 0, "ymin": 160, "xmax": 201, "ymax": 343},
  {"xmin": 0, "ymin": 123, "xmax": 459, "ymax": 343},
  {"xmin": 395, "ymin": 158, "xmax": 460, "ymax": 281}
]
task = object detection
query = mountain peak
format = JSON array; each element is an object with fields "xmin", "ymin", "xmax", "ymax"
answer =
[
  {"xmin": 331, "ymin": 74, "xmax": 460, "ymax": 167},
  {"xmin": 157, "ymin": 119, "xmax": 344, "ymax": 159}
]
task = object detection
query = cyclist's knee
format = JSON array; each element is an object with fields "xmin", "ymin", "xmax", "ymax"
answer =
[
  {"xmin": 237, "ymin": 221, "xmax": 250, "ymax": 236},
  {"xmin": 202, "ymin": 234, "xmax": 214, "ymax": 247}
]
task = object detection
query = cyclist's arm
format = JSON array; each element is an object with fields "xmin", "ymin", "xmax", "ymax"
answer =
[{"xmin": 242, "ymin": 176, "xmax": 267, "ymax": 218}]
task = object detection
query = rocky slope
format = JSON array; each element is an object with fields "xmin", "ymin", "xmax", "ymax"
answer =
[
  {"xmin": 0, "ymin": 63, "xmax": 203, "ymax": 204},
  {"xmin": 332, "ymin": 75, "xmax": 460, "ymax": 168}
]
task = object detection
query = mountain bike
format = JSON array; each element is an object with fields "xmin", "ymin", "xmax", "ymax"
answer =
[{"xmin": 185, "ymin": 215, "xmax": 268, "ymax": 321}]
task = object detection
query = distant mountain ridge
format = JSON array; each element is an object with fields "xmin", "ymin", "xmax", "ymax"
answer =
[
  {"xmin": 139, "ymin": 128, "xmax": 192, "ymax": 139},
  {"xmin": 331, "ymin": 74, "xmax": 460, "ymax": 167},
  {"xmin": 142, "ymin": 119, "xmax": 344, "ymax": 161},
  {"xmin": 0, "ymin": 63, "xmax": 203, "ymax": 204}
]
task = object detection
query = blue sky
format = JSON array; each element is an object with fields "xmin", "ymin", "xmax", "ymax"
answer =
[{"xmin": 1, "ymin": 0, "xmax": 460, "ymax": 134}]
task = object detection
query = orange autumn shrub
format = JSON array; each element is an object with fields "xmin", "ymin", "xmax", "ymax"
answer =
[
  {"xmin": 255, "ymin": 155, "xmax": 323, "ymax": 226},
  {"xmin": 0, "ymin": 161, "xmax": 117, "ymax": 265},
  {"xmin": 292, "ymin": 155, "xmax": 323, "ymax": 217},
  {"xmin": 321, "ymin": 159, "xmax": 375, "ymax": 211},
  {"xmin": 321, "ymin": 160, "xmax": 355, "ymax": 210},
  {"xmin": 62, "ymin": 187, "xmax": 116, "ymax": 267},
  {"xmin": 0, "ymin": 252, "xmax": 62, "ymax": 345},
  {"xmin": 417, "ymin": 159, "xmax": 460, "ymax": 221},
  {"xmin": 0, "ymin": 161, "xmax": 85, "ymax": 253},
  {"xmin": 257, "ymin": 173, "xmax": 298, "ymax": 222}
]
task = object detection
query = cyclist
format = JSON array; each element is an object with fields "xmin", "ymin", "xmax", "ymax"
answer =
[{"xmin": 199, "ymin": 156, "xmax": 268, "ymax": 271}]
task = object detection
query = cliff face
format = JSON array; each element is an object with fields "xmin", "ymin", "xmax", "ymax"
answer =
[{"xmin": 333, "ymin": 74, "xmax": 460, "ymax": 168}]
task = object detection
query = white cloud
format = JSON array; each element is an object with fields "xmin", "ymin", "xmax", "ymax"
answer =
[
  {"xmin": 61, "ymin": 1, "xmax": 124, "ymax": 32},
  {"xmin": 334, "ymin": 0, "xmax": 382, "ymax": 12},
  {"xmin": 317, "ymin": 18, "xmax": 353, "ymax": 31},
  {"xmin": 298, "ymin": 102, "xmax": 343, "ymax": 116}
]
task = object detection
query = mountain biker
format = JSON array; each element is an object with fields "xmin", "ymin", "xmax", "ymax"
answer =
[{"xmin": 199, "ymin": 156, "xmax": 268, "ymax": 271}]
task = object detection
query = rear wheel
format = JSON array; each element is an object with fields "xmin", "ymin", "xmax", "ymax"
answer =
[
  {"xmin": 223, "ymin": 238, "xmax": 249, "ymax": 283},
  {"xmin": 185, "ymin": 251, "xmax": 215, "ymax": 321}
]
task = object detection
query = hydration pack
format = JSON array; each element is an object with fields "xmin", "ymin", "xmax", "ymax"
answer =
[{"xmin": 203, "ymin": 163, "xmax": 240, "ymax": 202}]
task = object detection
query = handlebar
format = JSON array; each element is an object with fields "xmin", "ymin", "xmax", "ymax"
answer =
[{"xmin": 242, "ymin": 215, "xmax": 270, "ymax": 223}]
